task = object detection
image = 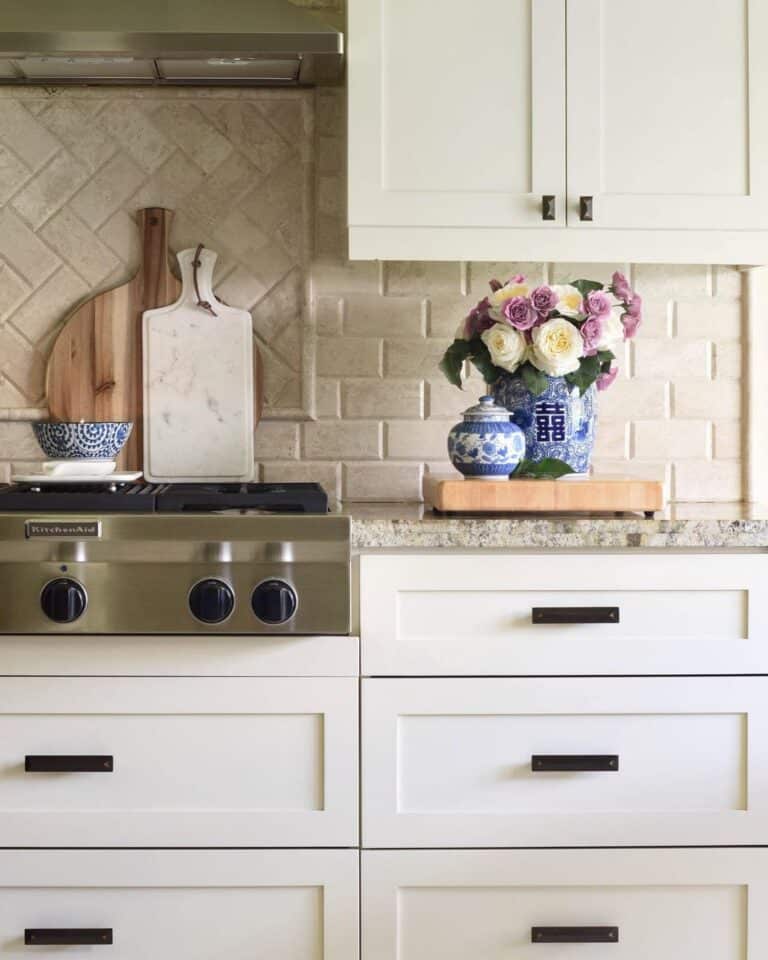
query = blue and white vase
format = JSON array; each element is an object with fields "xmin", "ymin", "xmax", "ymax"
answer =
[
  {"xmin": 492, "ymin": 374, "xmax": 597, "ymax": 475},
  {"xmin": 448, "ymin": 395, "xmax": 526, "ymax": 481}
]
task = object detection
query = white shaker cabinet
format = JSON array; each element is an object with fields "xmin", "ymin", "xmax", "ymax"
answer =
[
  {"xmin": 567, "ymin": 0, "xmax": 768, "ymax": 233},
  {"xmin": 363, "ymin": 849, "xmax": 768, "ymax": 960},
  {"xmin": 348, "ymin": 0, "xmax": 566, "ymax": 230},
  {"xmin": 348, "ymin": 0, "xmax": 768, "ymax": 263}
]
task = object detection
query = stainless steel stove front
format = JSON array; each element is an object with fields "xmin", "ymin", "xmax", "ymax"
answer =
[{"xmin": 0, "ymin": 514, "xmax": 350, "ymax": 635}]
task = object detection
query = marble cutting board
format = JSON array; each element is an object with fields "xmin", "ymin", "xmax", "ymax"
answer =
[{"xmin": 143, "ymin": 247, "xmax": 254, "ymax": 482}]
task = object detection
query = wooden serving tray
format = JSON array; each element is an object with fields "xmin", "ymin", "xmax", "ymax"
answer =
[{"xmin": 425, "ymin": 475, "xmax": 664, "ymax": 517}]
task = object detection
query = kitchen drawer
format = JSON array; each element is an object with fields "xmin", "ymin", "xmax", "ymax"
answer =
[
  {"xmin": 362, "ymin": 677, "xmax": 768, "ymax": 847},
  {"xmin": 0, "ymin": 849, "xmax": 357, "ymax": 960},
  {"xmin": 0, "ymin": 632, "xmax": 358, "ymax": 676},
  {"xmin": 363, "ymin": 849, "xmax": 768, "ymax": 960},
  {"xmin": 0, "ymin": 677, "xmax": 357, "ymax": 847},
  {"xmin": 360, "ymin": 553, "xmax": 768, "ymax": 675}
]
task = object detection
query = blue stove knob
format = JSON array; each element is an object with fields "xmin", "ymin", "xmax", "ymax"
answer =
[
  {"xmin": 251, "ymin": 579, "xmax": 297, "ymax": 625},
  {"xmin": 189, "ymin": 579, "xmax": 235, "ymax": 624}
]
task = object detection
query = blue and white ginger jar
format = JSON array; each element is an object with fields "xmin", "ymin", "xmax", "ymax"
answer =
[
  {"xmin": 492, "ymin": 374, "xmax": 596, "ymax": 475},
  {"xmin": 447, "ymin": 395, "xmax": 526, "ymax": 481}
]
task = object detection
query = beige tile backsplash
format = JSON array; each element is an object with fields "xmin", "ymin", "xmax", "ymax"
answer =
[{"xmin": 0, "ymin": 70, "xmax": 746, "ymax": 503}]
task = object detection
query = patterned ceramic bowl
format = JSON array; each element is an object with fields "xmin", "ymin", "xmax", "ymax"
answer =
[{"xmin": 33, "ymin": 422, "xmax": 133, "ymax": 460}]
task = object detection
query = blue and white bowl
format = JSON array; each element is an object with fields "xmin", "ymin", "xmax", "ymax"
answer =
[
  {"xmin": 448, "ymin": 396, "xmax": 526, "ymax": 480},
  {"xmin": 33, "ymin": 421, "xmax": 133, "ymax": 460}
]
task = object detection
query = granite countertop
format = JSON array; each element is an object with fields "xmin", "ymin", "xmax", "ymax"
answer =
[{"xmin": 341, "ymin": 502, "xmax": 768, "ymax": 550}]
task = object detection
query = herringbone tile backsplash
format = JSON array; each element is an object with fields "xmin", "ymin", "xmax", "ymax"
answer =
[{"xmin": 0, "ymin": 80, "xmax": 746, "ymax": 503}]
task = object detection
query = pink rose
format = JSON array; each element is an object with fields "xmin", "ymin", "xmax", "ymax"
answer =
[
  {"xmin": 622, "ymin": 294, "xmax": 643, "ymax": 339},
  {"xmin": 612, "ymin": 271, "xmax": 633, "ymax": 301},
  {"xmin": 585, "ymin": 289, "xmax": 612, "ymax": 319},
  {"xmin": 580, "ymin": 315, "xmax": 604, "ymax": 356},
  {"xmin": 530, "ymin": 285, "xmax": 559, "ymax": 317},
  {"xmin": 502, "ymin": 296, "xmax": 537, "ymax": 331},
  {"xmin": 597, "ymin": 365, "xmax": 619, "ymax": 391},
  {"xmin": 509, "ymin": 274, "xmax": 526, "ymax": 284}
]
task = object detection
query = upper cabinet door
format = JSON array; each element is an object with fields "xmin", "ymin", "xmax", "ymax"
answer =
[
  {"xmin": 567, "ymin": 0, "xmax": 768, "ymax": 230},
  {"xmin": 348, "ymin": 0, "xmax": 566, "ymax": 229}
]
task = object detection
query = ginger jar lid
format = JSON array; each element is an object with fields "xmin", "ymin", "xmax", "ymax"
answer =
[{"xmin": 462, "ymin": 395, "xmax": 511, "ymax": 422}]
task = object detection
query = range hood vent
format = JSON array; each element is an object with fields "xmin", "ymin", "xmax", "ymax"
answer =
[{"xmin": 0, "ymin": 0, "xmax": 343, "ymax": 86}]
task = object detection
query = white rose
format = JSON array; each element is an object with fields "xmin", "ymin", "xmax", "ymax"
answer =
[
  {"xmin": 531, "ymin": 317, "xmax": 583, "ymax": 376},
  {"xmin": 550, "ymin": 284, "xmax": 583, "ymax": 318},
  {"xmin": 596, "ymin": 307, "xmax": 624, "ymax": 350},
  {"xmin": 481, "ymin": 323, "xmax": 527, "ymax": 374}
]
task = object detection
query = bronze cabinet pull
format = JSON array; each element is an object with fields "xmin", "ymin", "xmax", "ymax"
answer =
[
  {"xmin": 25, "ymin": 929, "xmax": 113, "ymax": 946},
  {"xmin": 532, "ymin": 607, "xmax": 619, "ymax": 624},
  {"xmin": 532, "ymin": 926, "xmax": 618, "ymax": 943},
  {"xmin": 25, "ymin": 755, "xmax": 114, "ymax": 773},
  {"xmin": 532, "ymin": 754, "xmax": 619, "ymax": 772}
]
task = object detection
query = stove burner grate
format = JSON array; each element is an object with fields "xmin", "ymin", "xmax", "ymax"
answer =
[{"xmin": 0, "ymin": 481, "xmax": 329, "ymax": 514}]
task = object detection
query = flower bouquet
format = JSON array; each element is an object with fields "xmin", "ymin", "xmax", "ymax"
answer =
[{"xmin": 439, "ymin": 273, "xmax": 643, "ymax": 473}]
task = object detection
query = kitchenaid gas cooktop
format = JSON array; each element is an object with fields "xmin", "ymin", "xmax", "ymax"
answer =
[{"xmin": 0, "ymin": 482, "xmax": 349, "ymax": 636}]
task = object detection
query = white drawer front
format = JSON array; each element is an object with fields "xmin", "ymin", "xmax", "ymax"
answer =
[
  {"xmin": 361, "ymin": 554, "xmax": 768, "ymax": 675},
  {"xmin": 0, "ymin": 850, "xmax": 358, "ymax": 960},
  {"xmin": 0, "ymin": 678, "xmax": 357, "ymax": 847},
  {"xmin": 363, "ymin": 849, "xmax": 768, "ymax": 960},
  {"xmin": 0, "ymin": 633, "xmax": 358, "ymax": 677},
  {"xmin": 362, "ymin": 677, "xmax": 768, "ymax": 846}
]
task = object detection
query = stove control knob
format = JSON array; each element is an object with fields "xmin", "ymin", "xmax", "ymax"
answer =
[
  {"xmin": 251, "ymin": 579, "xmax": 297, "ymax": 625},
  {"xmin": 189, "ymin": 579, "xmax": 235, "ymax": 624},
  {"xmin": 40, "ymin": 578, "xmax": 87, "ymax": 624}
]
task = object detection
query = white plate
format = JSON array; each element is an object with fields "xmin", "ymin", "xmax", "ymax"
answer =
[
  {"xmin": 42, "ymin": 460, "xmax": 116, "ymax": 477},
  {"xmin": 11, "ymin": 472, "xmax": 143, "ymax": 486}
]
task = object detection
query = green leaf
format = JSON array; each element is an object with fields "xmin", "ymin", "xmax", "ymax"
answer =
[
  {"xmin": 469, "ymin": 340, "xmax": 503, "ymax": 385},
  {"xmin": 439, "ymin": 339, "xmax": 473, "ymax": 388},
  {"xmin": 596, "ymin": 349, "xmax": 616, "ymax": 374},
  {"xmin": 520, "ymin": 362, "xmax": 549, "ymax": 396},
  {"xmin": 513, "ymin": 457, "xmax": 576, "ymax": 480},
  {"xmin": 565, "ymin": 354, "xmax": 601, "ymax": 395},
  {"xmin": 571, "ymin": 278, "xmax": 604, "ymax": 298}
]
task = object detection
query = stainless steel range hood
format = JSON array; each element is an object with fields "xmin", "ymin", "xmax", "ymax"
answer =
[{"xmin": 0, "ymin": 0, "xmax": 344, "ymax": 85}]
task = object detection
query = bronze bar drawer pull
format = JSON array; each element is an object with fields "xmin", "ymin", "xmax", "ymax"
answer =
[
  {"xmin": 542, "ymin": 195, "xmax": 556, "ymax": 221},
  {"xmin": 532, "ymin": 607, "xmax": 619, "ymax": 624},
  {"xmin": 25, "ymin": 929, "xmax": 113, "ymax": 946},
  {"xmin": 25, "ymin": 755, "xmax": 114, "ymax": 773},
  {"xmin": 532, "ymin": 926, "xmax": 619, "ymax": 943},
  {"xmin": 532, "ymin": 754, "xmax": 619, "ymax": 772}
]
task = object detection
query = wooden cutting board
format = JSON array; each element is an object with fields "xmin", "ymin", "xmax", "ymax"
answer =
[
  {"xmin": 425, "ymin": 475, "xmax": 664, "ymax": 517},
  {"xmin": 45, "ymin": 208, "xmax": 181, "ymax": 471},
  {"xmin": 45, "ymin": 209, "xmax": 264, "ymax": 472},
  {"xmin": 143, "ymin": 247, "xmax": 255, "ymax": 482}
]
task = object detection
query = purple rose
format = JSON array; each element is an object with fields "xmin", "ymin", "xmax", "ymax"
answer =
[
  {"xmin": 622, "ymin": 294, "xmax": 643, "ymax": 339},
  {"xmin": 580, "ymin": 315, "xmax": 604, "ymax": 356},
  {"xmin": 530, "ymin": 285, "xmax": 559, "ymax": 317},
  {"xmin": 597, "ymin": 365, "xmax": 619, "ymax": 391},
  {"xmin": 585, "ymin": 289, "xmax": 612, "ymax": 319},
  {"xmin": 612, "ymin": 271, "xmax": 633, "ymax": 301},
  {"xmin": 464, "ymin": 297, "xmax": 494, "ymax": 338},
  {"xmin": 502, "ymin": 296, "xmax": 537, "ymax": 331}
]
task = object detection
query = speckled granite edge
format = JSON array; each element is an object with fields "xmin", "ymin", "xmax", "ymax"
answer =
[{"xmin": 349, "ymin": 516, "xmax": 768, "ymax": 550}]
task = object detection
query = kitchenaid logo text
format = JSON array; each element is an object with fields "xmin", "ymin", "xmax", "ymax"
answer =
[{"xmin": 25, "ymin": 521, "xmax": 102, "ymax": 539}]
